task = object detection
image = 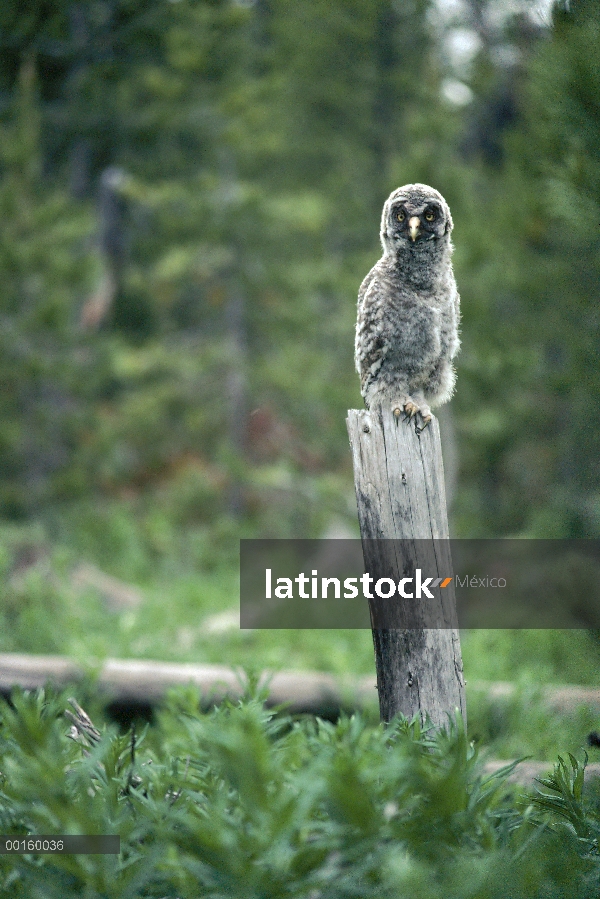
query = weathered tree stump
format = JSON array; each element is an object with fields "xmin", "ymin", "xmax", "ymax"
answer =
[{"xmin": 346, "ymin": 405, "xmax": 466, "ymax": 727}]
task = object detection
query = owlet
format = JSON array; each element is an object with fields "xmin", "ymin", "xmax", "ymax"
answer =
[{"xmin": 355, "ymin": 183, "xmax": 460, "ymax": 428}]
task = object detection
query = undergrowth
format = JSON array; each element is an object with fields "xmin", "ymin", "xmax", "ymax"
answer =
[{"xmin": 0, "ymin": 687, "xmax": 599, "ymax": 898}]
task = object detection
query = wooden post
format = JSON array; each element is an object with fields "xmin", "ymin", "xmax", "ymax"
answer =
[{"xmin": 346, "ymin": 405, "xmax": 466, "ymax": 728}]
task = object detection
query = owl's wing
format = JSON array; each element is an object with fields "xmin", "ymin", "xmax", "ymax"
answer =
[{"xmin": 355, "ymin": 271, "xmax": 390, "ymax": 399}]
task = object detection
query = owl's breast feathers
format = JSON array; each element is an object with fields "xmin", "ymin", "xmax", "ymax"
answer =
[{"xmin": 355, "ymin": 257, "xmax": 459, "ymax": 406}]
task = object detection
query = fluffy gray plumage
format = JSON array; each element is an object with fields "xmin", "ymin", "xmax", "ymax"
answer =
[{"xmin": 355, "ymin": 183, "xmax": 460, "ymax": 427}]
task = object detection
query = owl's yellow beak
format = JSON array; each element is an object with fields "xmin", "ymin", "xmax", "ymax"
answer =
[{"xmin": 408, "ymin": 216, "xmax": 421, "ymax": 242}]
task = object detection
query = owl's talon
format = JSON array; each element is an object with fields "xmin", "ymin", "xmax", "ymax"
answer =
[{"xmin": 404, "ymin": 401, "xmax": 419, "ymax": 420}]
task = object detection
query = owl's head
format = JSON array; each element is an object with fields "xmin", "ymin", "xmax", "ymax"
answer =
[{"xmin": 380, "ymin": 184, "xmax": 453, "ymax": 258}]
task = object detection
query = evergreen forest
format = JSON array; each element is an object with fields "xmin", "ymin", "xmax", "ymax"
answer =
[{"xmin": 2, "ymin": 0, "xmax": 599, "ymax": 544}]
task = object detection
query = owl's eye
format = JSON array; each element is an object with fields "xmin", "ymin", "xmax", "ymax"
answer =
[
  {"xmin": 396, "ymin": 211, "xmax": 405, "ymax": 222},
  {"xmin": 424, "ymin": 210, "xmax": 436, "ymax": 222}
]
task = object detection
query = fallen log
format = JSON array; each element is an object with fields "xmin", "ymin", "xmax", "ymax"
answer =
[
  {"xmin": 1, "ymin": 653, "xmax": 600, "ymax": 716},
  {"xmin": 0, "ymin": 653, "xmax": 376, "ymax": 715}
]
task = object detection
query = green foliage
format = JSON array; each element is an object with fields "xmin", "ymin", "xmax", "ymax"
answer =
[
  {"xmin": 466, "ymin": 680, "xmax": 600, "ymax": 763},
  {"xmin": 461, "ymin": 629, "xmax": 600, "ymax": 687},
  {"xmin": 0, "ymin": 58, "xmax": 100, "ymax": 516},
  {"xmin": 1, "ymin": 688, "xmax": 600, "ymax": 898},
  {"xmin": 0, "ymin": 516, "xmax": 376, "ymax": 676},
  {"xmin": 532, "ymin": 752, "xmax": 591, "ymax": 840}
]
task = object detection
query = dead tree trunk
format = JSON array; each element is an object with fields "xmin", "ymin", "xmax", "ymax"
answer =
[
  {"xmin": 81, "ymin": 167, "xmax": 127, "ymax": 330},
  {"xmin": 346, "ymin": 405, "xmax": 466, "ymax": 728}
]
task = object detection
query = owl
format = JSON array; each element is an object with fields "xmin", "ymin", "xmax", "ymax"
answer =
[{"xmin": 355, "ymin": 184, "xmax": 460, "ymax": 428}]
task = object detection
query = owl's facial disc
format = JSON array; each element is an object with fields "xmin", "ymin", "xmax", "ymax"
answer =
[
  {"xmin": 391, "ymin": 200, "xmax": 443, "ymax": 247},
  {"xmin": 381, "ymin": 185, "xmax": 452, "ymax": 257}
]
